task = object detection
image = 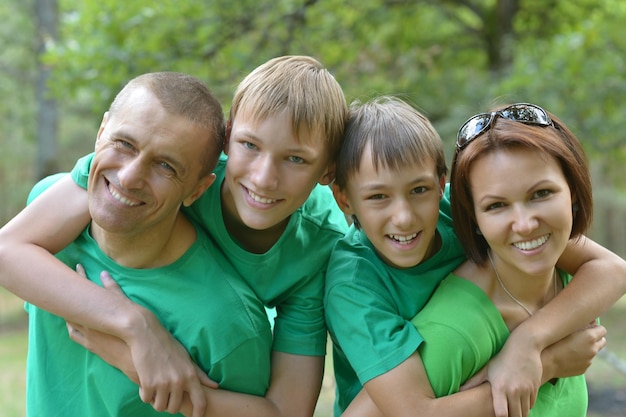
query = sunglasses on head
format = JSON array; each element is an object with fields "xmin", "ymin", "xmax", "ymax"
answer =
[{"xmin": 455, "ymin": 103, "xmax": 554, "ymax": 152}]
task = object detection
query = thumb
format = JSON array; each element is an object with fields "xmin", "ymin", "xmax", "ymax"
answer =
[
  {"xmin": 460, "ymin": 367, "xmax": 488, "ymax": 391},
  {"xmin": 75, "ymin": 264, "xmax": 88, "ymax": 278},
  {"xmin": 196, "ymin": 365, "xmax": 219, "ymax": 389},
  {"xmin": 100, "ymin": 271, "xmax": 123, "ymax": 294}
]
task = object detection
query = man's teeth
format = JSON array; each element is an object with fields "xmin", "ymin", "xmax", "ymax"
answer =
[
  {"xmin": 514, "ymin": 234, "xmax": 549, "ymax": 251},
  {"xmin": 248, "ymin": 190, "xmax": 277, "ymax": 204},
  {"xmin": 109, "ymin": 185, "xmax": 141, "ymax": 206},
  {"xmin": 389, "ymin": 233, "xmax": 418, "ymax": 244}
]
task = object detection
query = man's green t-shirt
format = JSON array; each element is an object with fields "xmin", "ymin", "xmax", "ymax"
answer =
[{"xmin": 26, "ymin": 173, "xmax": 273, "ymax": 416}]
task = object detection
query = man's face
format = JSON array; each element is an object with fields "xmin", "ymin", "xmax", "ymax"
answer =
[
  {"xmin": 222, "ymin": 109, "xmax": 332, "ymax": 233},
  {"xmin": 88, "ymin": 87, "xmax": 213, "ymax": 237}
]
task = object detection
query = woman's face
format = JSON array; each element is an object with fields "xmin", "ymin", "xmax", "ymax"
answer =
[{"xmin": 469, "ymin": 147, "xmax": 573, "ymax": 278}]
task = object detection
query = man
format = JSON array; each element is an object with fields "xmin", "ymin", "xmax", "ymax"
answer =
[{"xmin": 1, "ymin": 72, "xmax": 272, "ymax": 417}]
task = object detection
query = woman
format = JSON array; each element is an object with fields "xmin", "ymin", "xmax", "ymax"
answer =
[{"xmin": 412, "ymin": 103, "xmax": 608, "ymax": 416}]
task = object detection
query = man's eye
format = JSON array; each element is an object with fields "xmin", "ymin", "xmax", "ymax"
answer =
[
  {"xmin": 288, "ymin": 156, "xmax": 304, "ymax": 164},
  {"xmin": 159, "ymin": 161, "xmax": 176, "ymax": 173},
  {"xmin": 117, "ymin": 140, "xmax": 134, "ymax": 150},
  {"xmin": 243, "ymin": 141, "xmax": 257, "ymax": 150}
]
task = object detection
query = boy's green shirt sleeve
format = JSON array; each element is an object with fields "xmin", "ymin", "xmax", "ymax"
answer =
[{"xmin": 70, "ymin": 152, "xmax": 94, "ymax": 189}]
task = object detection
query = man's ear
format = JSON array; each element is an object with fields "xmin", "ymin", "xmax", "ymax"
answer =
[
  {"xmin": 183, "ymin": 173, "xmax": 216, "ymax": 207},
  {"xmin": 318, "ymin": 162, "xmax": 336, "ymax": 186},
  {"xmin": 223, "ymin": 119, "xmax": 232, "ymax": 155},
  {"xmin": 95, "ymin": 112, "xmax": 109, "ymax": 150},
  {"xmin": 331, "ymin": 182, "xmax": 354, "ymax": 216}
]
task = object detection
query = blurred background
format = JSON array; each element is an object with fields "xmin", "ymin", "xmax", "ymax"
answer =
[{"xmin": 0, "ymin": 0, "xmax": 625, "ymax": 415}]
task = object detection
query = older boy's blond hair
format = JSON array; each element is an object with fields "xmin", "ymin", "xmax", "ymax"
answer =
[{"xmin": 229, "ymin": 56, "xmax": 347, "ymax": 162}]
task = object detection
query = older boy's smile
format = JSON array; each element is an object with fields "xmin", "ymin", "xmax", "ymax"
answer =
[{"xmin": 244, "ymin": 186, "xmax": 281, "ymax": 206}]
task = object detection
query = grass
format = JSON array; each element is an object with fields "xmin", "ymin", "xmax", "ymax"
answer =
[{"xmin": 1, "ymin": 292, "xmax": 625, "ymax": 417}]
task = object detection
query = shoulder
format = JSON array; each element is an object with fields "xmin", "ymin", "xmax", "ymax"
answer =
[
  {"xmin": 27, "ymin": 172, "xmax": 69, "ymax": 205},
  {"xmin": 293, "ymin": 184, "xmax": 348, "ymax": 242},
  {"xmin": 326, "ymin": 227, "xmax": 390, "ymax": 288}
]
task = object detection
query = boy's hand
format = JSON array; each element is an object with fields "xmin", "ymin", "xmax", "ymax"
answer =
[{"xmin": 72, "ymin": 265, "xmax": 217, "ymax": 417}]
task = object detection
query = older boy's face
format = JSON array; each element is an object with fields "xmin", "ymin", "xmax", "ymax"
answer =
[
  {"xmin": 88, "ymin": 87, "xmax": 213, "ymax": 235},
  {"xmin": 340, "ymin": 147, "xmax": 444, "ymax": 269},
  {"xmin": 222, "ymin": 109, "xmax": 332, "ymax": 233}
]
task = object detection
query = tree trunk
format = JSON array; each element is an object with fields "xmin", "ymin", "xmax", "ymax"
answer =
[{"xmin": 34, "ymin": 0, "xmax": 58, "ymax": 180}]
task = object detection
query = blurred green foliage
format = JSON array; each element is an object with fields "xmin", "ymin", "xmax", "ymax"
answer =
[{"xmin": 1, "ymin": 0, "xmax": 625, "ymax": 252}]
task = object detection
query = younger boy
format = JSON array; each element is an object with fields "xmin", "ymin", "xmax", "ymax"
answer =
[{"xmin": 325, "ymin": 96, "xmax": 625, "ymax": 416}]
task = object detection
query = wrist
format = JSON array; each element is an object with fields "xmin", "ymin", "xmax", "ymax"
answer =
[
  {"xmin": 116, "ymin": 302, "xmax": 155, "ymax": 344},
  {"xmin": 509, "ymin": 317, "xmax": 550, "ymax": 351}
]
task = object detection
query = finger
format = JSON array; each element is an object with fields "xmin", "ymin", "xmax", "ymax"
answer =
[
  {"xmin": 151, "ymin": 390, "xmax": 169, "ymax": 413},
  {"xmin": 599, "ymin": 336, "xmax": 607, "ymax": 351},
  {"xmin": 197, "ymin": 366, "xmax": 219, "ymax": 389},
  {"xmin": 492, "ymin": 389, "xmax": 509, "ymax": 417},
  {"xmin": 459, "ymin": 369, "xmax": 487, "ymax": 391},
  {"xmin": 76, "ymin": 263, "xmax": 87, "ymax": 278},
  {"xmin": 529, "ymin": 388, "xmax": 537, "ymax": 410},
  {"xmin": 100, "ymin": 271, "xmax": 124, "ymax": 294},
  {"xmin": 166, "ymin": 388, "xmax": 184, "ymax": 415},
  {"xmin": 139, "ymin": 386, "xmax": 156, "ymax": 407},
  {"xmin": 189, "ymin": 386, "xmax": 208, "ymax": 417},
  {"xmin": 66, "ymin": 321, "xmax": 80, "ymax": 341}
]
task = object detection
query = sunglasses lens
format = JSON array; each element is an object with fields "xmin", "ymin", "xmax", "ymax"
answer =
[
  {"xmin": 457, "ymin": 114, "xmax": 492, "ymax": 149},
  {"xmin": 500, "ymin": 104, "xmax": 550, "ymax": 125}
]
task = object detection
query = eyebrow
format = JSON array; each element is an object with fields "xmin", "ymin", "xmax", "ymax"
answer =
[{"xmin": 358, "ymin": 174, "xmax": 438, "ymax": 192}]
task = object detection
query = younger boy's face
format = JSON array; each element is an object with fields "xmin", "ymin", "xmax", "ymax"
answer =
[
  {"xmin": 222, "ymin": 109, "xmax": 333, "ymax": 233},
  {"xmin": 334, "ymin": 147, "xmax": 444, "ymax": 269}
]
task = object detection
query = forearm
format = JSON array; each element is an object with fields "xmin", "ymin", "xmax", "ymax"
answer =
[
  {"xmin": 358, "ymin": 353, "xmax": 495, "ymax": 417},
  {"xmin": 0, "ymin": 239, "xmax": 149, "ymax": 341},
  {"xmin": 515, "ymin": 239, "xmax": 626, "ymax": 351},
  {"xmin": 353, "ymin": 383, "xmax": 495, "ymax": 417},
  {"xmin": 181, "ymin": 352, "xmax": 323, "ymax": 417},
  {"xmin": 181, "ymin": 388, "xmax": 278, "ymax": 417},
  {"xmin": 0, "ymin": 176, "xmax": 150, "ymax": 341}
]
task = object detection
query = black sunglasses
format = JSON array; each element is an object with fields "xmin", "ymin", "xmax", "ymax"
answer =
[{"xmin": 456, "ymin": 103, "xmax": 554, "ymax": 152}]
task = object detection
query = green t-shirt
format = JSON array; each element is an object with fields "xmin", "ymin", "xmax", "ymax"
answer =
[
  {"xmin": 413, "ymin": 272, "xmax": 587, "ymax": 416},
  {"xmin": 324, "ymin": 186, "xmax": 466, "ymax": 415},
  {"xmin": 26, "ymin": 174, "xmax": 273, "ymax": 417},
  {"xmin": 71, "ymin": 153, "xmax": 348, "ymax": 356}
]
